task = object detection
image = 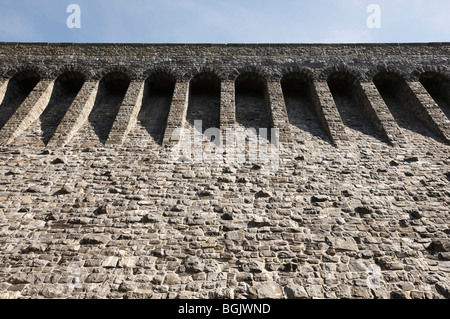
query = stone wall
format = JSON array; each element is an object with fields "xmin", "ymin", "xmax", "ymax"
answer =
[{"xmin": 0, "ymin": 43, "xmax": 449, "ymax": 299}]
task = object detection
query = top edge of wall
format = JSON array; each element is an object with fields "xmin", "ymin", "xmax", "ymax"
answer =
[{"xmin": 0, "ymin": 42, "xmax": 448, "ymax": 46}]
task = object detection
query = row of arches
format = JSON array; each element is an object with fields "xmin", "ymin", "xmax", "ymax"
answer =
[
  {"xmin": 0, "ymin": 68, "xmax": 448, "ymax": 145},
  {"xmin": 281, "ymin": 71, "xmax": 450, "ymax": 144},
  {"xmin": 3, "ymin": 62, "xmax": 448, "ymax": 83},
  {"xmin": 0, "ymin": 69, "xmax": 274, "ymax": 145}
]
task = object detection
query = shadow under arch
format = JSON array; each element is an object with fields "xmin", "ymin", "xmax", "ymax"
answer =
[
  {"xmin": 235, "ymin": 72, "xmax": 273, "ymax": 141},
  {"xmin": 40, "ymin": 71, "xmax": 85, "ymax": 145},
  {"xmin": 373, "ymin": 72, "xmax": 443, "ymax": 143},
  {"xmin": 281, "ymin": 72, "xmax": 331, "ymax": 144},
  {"xmin": 186, "ymin": 72, "xmax": 221, "ymax": 142},
  {"xmin": 138, "ymin": 72, "xmax": 176, "ymax": 145},
  {"xmin": 419, "ymin": 72, "xmax": 450, "ymax": 121},
  {"xmin": 0, "ymin": 70, "xmax": 40, "ymax": 131},
  {"xmin": 88, "ymin": 72, "xmax": 130, "ymax": 144},
  {"xmin": 327, "ymin": 72, "xmax": 387, "ymax": 144}
]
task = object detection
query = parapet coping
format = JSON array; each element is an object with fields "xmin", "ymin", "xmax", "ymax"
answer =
[{"xmin": 0, "ymin": 42, "xmax": 449, "ymax": 47}]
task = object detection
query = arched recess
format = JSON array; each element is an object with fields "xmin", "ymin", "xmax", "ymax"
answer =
[
  {"xmin": 373, "ymin": 72, "xmax": 441, "ymax": 141},
  {"xmin": 186, "ymin": 72, "xmax": 221, "ymax": 141},
  {"xmin": 281, "ymin": 72, "xmax": 328, "ymax": 142},
  {"xmin": 88, "ymin": 72, "xmax": 130, "ymax": 144},
  {"xmin": 138, "ymin": 72, "xmax": 176, "ymax": 144},
  {"xmin": 235, "ymin": 72, "xmax": 272, "ymax": 140},
  {"xmin": 327, "ymin": 72, "xmax": 386, "ymax": 143},
  {"xmin": 419, "ymin": 72, "xmax": 450, "ymax": 120},
  {"xmin": 40, "ymin": 71, "xmax": 85, "ymax": 145},
  {"xmin": 0, "ymin": 70, "xmax": 40, "ymax": 131}
]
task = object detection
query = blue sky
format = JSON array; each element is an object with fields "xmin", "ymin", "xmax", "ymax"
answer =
[{"xmin": 0, "ymin": 0, "xmax": 449, "ymax": 43}]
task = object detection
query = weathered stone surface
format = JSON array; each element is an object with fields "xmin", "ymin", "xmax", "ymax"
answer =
[
  {"xmin": 311, "ymin": 195, "xmax": 329, "ymax": 203},
  {"xmin": 249, "ymin": 282, "xmax": 283, "ymax": 299},
  {"xmin": 94, "ymin": 204, "xmax": 111, "ymax": 215},
  {"xmin": 40, "ymin": 286, "xmax": 65, "ymax": 299},
  {"xmin": 326, "ymin": 237, "xmax": 359, "ymax": 251},
  {"xmin": 80, "ymin": 235, "xmax": 110, "ymax": 245},
  {"xmin": 355, "ymin": 206, "xmax": 374, "ymax": 215},
  {"xmin": 284, "ymin": 284, "xmax": 309, "ymax": 299},
  {"xmin": 0, "ymin": 42, "xmax": 448, "ymax": 300},
  {"xmin": 58, "ymin": 184, "xmax": 75, "ymax": 195},
  {"xmin": 164, "ymin": 273, "xmax": 180, "ymax": 286},
  {"xmin": 102, "ymin": 257, "xmax": 119, "ymax": 268},
  {"xmin": 118, "ymin": 282, "xmax": 136, "ymax": 293},
  {"xmin": 8, "ymin": 273, "xmax": 35, "ymax": 285},
  {"xmin": 427, "ymin": 240, "xmax": 450, "ymax": 253},
  {"xmin": 184, "ymin": 257, "xmax": 205, "ymax": 273},
  {"xmin": 85, "ymin": 273, "xmax": 108, "ymax": 283},
  {"xmin": 436, "ymin": 283, "xmax": 450, "ymax": 299},
  {"xmin": 118, "ymin": 257, "xmax": 137, "ymax": 268},
  {"xmin": 241, "ymin": 261, "xmax": 265, "ymax": 273}
]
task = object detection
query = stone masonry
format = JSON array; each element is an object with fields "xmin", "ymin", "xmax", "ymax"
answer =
[{"xmin": 0, "ymin": 43, "xmax": 449, "ymax": 299}]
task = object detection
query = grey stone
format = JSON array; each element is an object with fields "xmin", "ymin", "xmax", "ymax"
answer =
[
  {"xmin": 102, "ymin": 256, "xmax": 119, "ymax": 268},
  {"xmin": 326, "ymin": 237, "xmax": 359, "ymax": 251},
  {"xmin": 284, "ymin": 284, "xmax": 309, "ymax": 299},
  {"xmin": 209, "ymin": 288, "xmax": 235, "ymax": 299},
  {"xmin": 311, "ymin": 195, "xmax": 329, "ymax": 203},
  {"xmin": 241, "ymin": 261, "xmax": 264, "ymax": 273},
  {"xmin": 25, "ymin": 243, "xmax": 47, "ymax": 253},
  {"xmin": 50, "ymin": 157, "xmax": 66, "ymax": 165},
  {"xmin": 439, "ymin": 252, "xmax": 450, "ymax": 260},
  {"xmin": 355, "ymin": 206, "xmax": 374, "ymax": 215},
  {"xmin": 136, "ymin": 257, "xmax": 156, "ymax": 269},
  {"xmin": 255, "ymin": 191, "xmax": 271, "ymax": 198},
  {"xmin": 80, "ymin": 235, "xmax": 110, "ymax": 245},
  {"xmin": 118, "ymin": 257, "xmax": 137, "ymax": 268},
  {"xmin": 184, "ymin": 257, "xmax": 204, "ymax": 273},
  {"xmin": 427, "ymin": 240, "xmax": 450, "ymax": 253},
  {"xmin": 118, "ymin": 282, "xmax": 136, "ymax": 293},
  {"xmin": 40, "ymin": 286, "xmax": 65, "ymax": 298},
  {"xmin": 68, "ymin": 217, "xmax": 90, "ymax": 225},
  {"xmin": 0, "ymin": 42, "xmax": 448, "ymax": 300},
  {"xmin": 94, "ymin": 204, "xmax": 111, "ymax": 215},
  {"xmin": 85, "ymin": 273, "xmax": 108, "ymax": 283},
  {"xmin": 58, "ymin": 184, "xmax": 75, "ymax": 195},
  {"xmin": 8, "ymin": 273, "xmax": 35, "ymax": 285},
  {"xmin": 436, "ymin": 283, "xmax": 450, "ymax": 298},
  {"xmin": 164, "ymin": 273, "xmax": 180, "ymax": 286},
  {"xmin": 249, "ymin": 282, "xmax": 283, "ymax": 299},
  {"xmin": 390, "ymin": 291, "xmax": 408, "ymax": 299}
]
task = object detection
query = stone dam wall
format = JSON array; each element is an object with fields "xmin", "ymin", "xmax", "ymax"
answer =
[{"xmin": 0, "ymin": 43, "xmax": 449, "ymax": 299}]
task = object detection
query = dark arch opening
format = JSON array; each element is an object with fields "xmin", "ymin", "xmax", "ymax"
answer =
[
  {"xmin": 327, "ymin": 72, "xmax": 386, "ymax": 143},
  {"xmin": 138, "ymin": 72, "xmax": 176, "ymax": 144},
  {"xmin": 186, "ymin": 73, "xmax": 221, "ymax": 141},
  {"xmin": 419, "ymin": 72, "xmax": 450, "ymax": 121},
  {"xmin": 40, "ymin": 71, "xmax": 85, "ymax": 145},
  {"xmin": 88, "ymin": 72, "xmax": 130, "ymax": 144},
  {"xmin": 373, "ymin": 72, "xmax": 403, "ymax": 95},
  {"xmin": 235, "ymin": 72, "xmax": 272, "ymax": 141},
  {"xmin": 0, "ymin": 70, "xmax": 40, "ymax": 131},
  {"xmin": 281, "ymin": 73, "xmax": 329, "ymax": 143},
  {"xmin": 373, "ymin": 72, "xmax": 441, "ymax": 142}
]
